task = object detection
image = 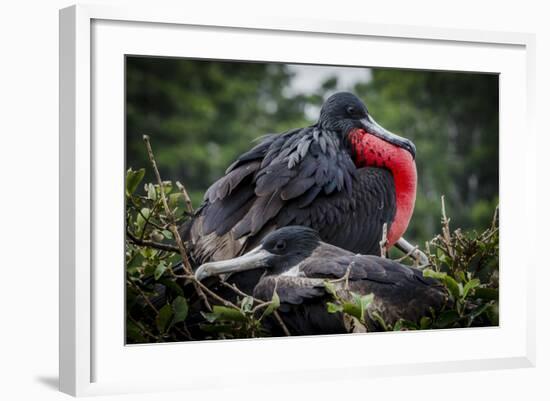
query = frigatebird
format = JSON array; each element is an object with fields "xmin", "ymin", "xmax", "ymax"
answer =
[
  {"xmin": 195, "ymin": 226, "xmax": 447, "ymax": 335},
  {"xmin": 182, "ymin": 92, "xmax": 418, "ymax": 294}
]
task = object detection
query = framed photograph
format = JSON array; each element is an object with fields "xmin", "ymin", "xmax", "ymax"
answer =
[{"xmin": 59, "ymin": 4, "xmax": 536, "ymax": 396}]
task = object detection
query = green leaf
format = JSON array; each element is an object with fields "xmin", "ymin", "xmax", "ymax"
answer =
[
  {"xmin": 466, "ymin": 303, "xmax": 490, "ymax": 326},
  {"xmin": 158, "ymin": 278, "xmax": 184, "ymax": 296},
  {"xmin": 462, "ymin": 278, "xmax": 481, "ymax": 299},
  {"xmin": 147, "ymin": 183, "xmax": 157, "ymax": 201},
  {"xmin": 135, "ymin": 208, "xmax": 151, "ymax": 234},
  {"xmin": 434, "ymin": 310, "xmax": 460, "ymax": 329},
  {"xmin": 359, "ymin": 293, "xmax": 374, "ymax": 310},
  {"xmin": 444, "ymin": 276, "xmax": 460, "ymax": 299},
  {"xmin": 126, "ymin": 168, "xmax": 145, "ymax": 196},
  {"xmin": 342, "ymin": 302, "xmax": 362, "ymax": 321},
  {"xmin": 423, "ymin": 268, "xmax": 447, "ymax": 280},
  {"xmin": 240, "ymin": 296, "xmax": 254, "ymax": 313},
  {"xmin": 162, "ymin": 181, "xmax": 173, "ymax": 194},
  {"xmin": 168, "ymin": 193, "xmax": 182, "ymax": 209},
  {"xmin": 156, "ymin": 304, "xmax": 173, "ymax": 333},
  {"xmin": 211, "ymin": 305, "xmax": 246, "ymax": 322},
  {"xmin": 326, "ymin": 302, "xmax": 344, "ymax": 313},
  {"xmin": 143, "ymin": 263, "xmax": 156, "ymax": 278},
  {"xmin": 201, "ymin": 311, "xmax": 218, "ymax": 323},
  {"xmin": 457, "ymin": 271, "xmax": 466, "ymax": 283},
  {"xmin": 323, "ymin": 281, "xmax": 337, "ymax": 297},
  {"xmin": 154, "ymin": 261, "xmax": 167, "ymax": 280},
  {"xmin": 393, "ymin": 319, "xmax": 418, "ymax": 331},
  {"xmin": 172, "ymin": 296, "xmax": 188, "ymax": 324},
  {"xmin": 352, "ymin": 292, "xmax": 374, "ymax": 322},
  {"xmin": 420, "ymin": 316, "xmax": 432, "ymax": 329},
  {"xmin": 393, "ymin": 319, "xmax": 404, "ymax": 331},
  {"xmin": 126, "ymin": 319, "xmax": 147, "ymax": 342},
  {"xmin": 260, "ymin": 291, "xmax": 280, "ymax": 319},
  {"xmin": 126, "ymin": 252, "xmax": 144, "ymax": 271},
  {"xmin": 162, "ymin": 229, "xmax": 173, "ymax": 239},
  {"xmin": 371, "ymin": 311, "xmax": 389, "ymax": 331}
]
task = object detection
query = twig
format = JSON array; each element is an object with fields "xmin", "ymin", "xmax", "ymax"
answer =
[
  {"xmin": 139, "ymin": 202, "xmax": 159, "ymax": 241},
  {"xmin": 218, "ymin": 281, "xmax": 269, "ymax": 311},
  {"xmin": 176, "ymin": 181, "xmax": 194, "ymax": 214},
  {"xmin": 126, "ymin": 229, "xmax": 180, "ymax": 253},
  {"xmin": 491, "ymin": 205, "xmax": 499, "ymax": 231},
  {"xmin": 440, "ymin": 196, "xmax": 454, "ymax": 258},
  {"xmin": 395, "ymin": 237, "xmax": 430, "ymax": 266},
  {"xmin": 379, "ymin": 223, "xmax": 388, "ymax": 258},
  {"xmin": 143, "ymin": 135, "xmax": 212, "ymax": 312},
  {"xmin": 252, "ymin": 301, "xmax": 273, "ymax": 314},
  {"xmin": 194, "ymin": 278, "xmax": 239, "ymax": 309},
  {"xmin": 395, "ymin": 245, "xmax": 419, "ymax": 262},
  {"xmin": 128, "ymin": 313, "xmax": 161, "ymax": 341},
  {"xmin": 329, "ymin": 262, "xmax": 354, "ymax": 290},
  {"xmin": 128, "ymin": 279, "xmax": 158, "ymax": 313},
  {"xmin": 128, "ymin": 196, "xmax": 166, "ymax": 231},
  {"xmin": 272, "ymin": 311, "xmax": 292, "ymax": 336},
  {"xmin": 219, "ymin": 281, "xmax": 291, "ymax": 336},
  {"xmin": 179, "ymin": 323, "xmax": 194, "ymax": 341},
  {"xmin": 128, "ymin": 280, "xmax": 193, "ymax": 340},
  {"xmin": 219, "ymin": 281, "xmax": 250, "ymax": 298}
]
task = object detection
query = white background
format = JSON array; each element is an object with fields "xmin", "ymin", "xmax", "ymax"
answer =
[{"xmin": 1, "ymin": 0, "xmax": 548, "ymax": 400}]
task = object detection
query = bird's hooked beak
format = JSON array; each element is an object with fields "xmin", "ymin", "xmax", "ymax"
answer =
[
  {"xmin": 360, "ymin": 114, "xmax": 416, "ymax": 159},
  {"xmin": 195, "ymin": 246, "xmax": 271, "ymax": 281}
]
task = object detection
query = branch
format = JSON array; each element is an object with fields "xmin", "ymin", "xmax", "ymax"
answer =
[
  {"xmin": 127, "ymin": 313, "xmax": 161, "ymax": 341},
  {"xmin": 329, "ymin": 261, "xmax": 354, "ymax": 290},
  {"xmin": 379, "ymin": 223, "xmax": 388, "ymax": 257},
  {"xmin": 126, "ymin": 229, "xmax": 179, "ymax": 253},
  {"xmin": 219, "ymin": 281, "xmax": 291, "ymax": 336},
  {"xmin": 176, "ymin": 181, "xmax": 194, "ymax": 214},
  {"xmin": 143, "ymin": 135, "xmax": 212, "ymax": 312},
  {"xmin": 395, "ymin": 237, "xmax": 429, "ymax": 266},
  {"xmin": 440, "ymin": 195, "xmax": 455, "ymax": 259},
  {"xmin": 128, "ymin": 279, "xmax": 159, "ymax": 313},
  {"xmin": 141, "ymin": 135, "xmax": 291, "ymax": 336},
  {"xmin": 272, "ymin": 311, "xmax": 292, "ymax": 336},
  {"xmin": 491, "ymin": 204, "xmax": 499, "ymax": 231}
]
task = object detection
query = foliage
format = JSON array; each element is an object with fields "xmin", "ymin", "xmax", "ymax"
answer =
[
  {"xmin": 418, "ymin": 198, "xmax": 499, "ymax": 330},
  {"xmin": 125, "ymin": 168, "xmax": 191, "ymax": 342},
  {"xmin": 126, "ymin": 164, "xmax": 499, "ymax": 342},
  {"xmin": 330, "ymin": 198, "xmax": 499, "ymax": 333},
  {"xmin": 325, "ymin": 279, "xmax": 375, "ymax": 331},
  {"xmin": 125, "ymin": 166, "xmax": 283, "ymax": 343},
  {"xmin": 199, "ymin": 290, "xmax": 280, "ymax": 339}
]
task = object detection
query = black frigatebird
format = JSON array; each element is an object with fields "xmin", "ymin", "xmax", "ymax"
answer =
[
  {"xmin": 195, "ymin": 226, "xmax": 447, "ymax": 335},
  {"xmin": 182, "ymin": 92, "xmax": 419, "ymax": 294}
]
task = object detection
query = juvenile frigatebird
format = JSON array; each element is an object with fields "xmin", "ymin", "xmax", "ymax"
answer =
[
  {"xmin": 182, "ymin": 92, "xmax": 418, "ymax": 294},
  {"xmin": 195, "ymin": 226, "xmax": 447, "ymax": 335}
]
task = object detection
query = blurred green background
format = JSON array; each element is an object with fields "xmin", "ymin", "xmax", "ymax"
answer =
[{"xmin": 126, "ymin": 57, "xmax": 498, "ymax": 247}]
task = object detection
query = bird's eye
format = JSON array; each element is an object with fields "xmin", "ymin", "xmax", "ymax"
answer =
[
  {"xmin": 346, "ymin": 106, "xmax": 356, "ymax": 115},
  {"xmin": 274, "ymin": 240, "xmax": 286, "ymax": 252}
]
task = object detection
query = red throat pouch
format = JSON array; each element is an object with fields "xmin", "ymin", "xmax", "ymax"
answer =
[{"xmin": 348, "ymin": 128, "xmax": 418, "ymax": 246}]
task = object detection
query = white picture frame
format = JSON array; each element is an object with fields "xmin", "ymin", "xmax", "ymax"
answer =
[{"xmin": 59, "ymin": 4, "xmax": 536, "ymax": 397}]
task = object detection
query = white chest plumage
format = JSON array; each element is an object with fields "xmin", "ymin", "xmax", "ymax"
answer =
[{"xmin": 280, "ymin": 264, "xmax": 303, "ymax": 277}]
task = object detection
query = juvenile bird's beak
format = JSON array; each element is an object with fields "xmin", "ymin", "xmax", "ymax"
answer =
[
  {"xmin": 195, "ymin": 246, "xmax": 271, "ymax": 281},
  {"xmin": 360, "ymin": 114, "xmax": 416, "ymax": 159}
]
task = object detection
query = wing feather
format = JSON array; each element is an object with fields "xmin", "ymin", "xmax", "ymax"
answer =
[{"xmin": 183, "ymin": 126, "xmax": 397, "ymax": 264}]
